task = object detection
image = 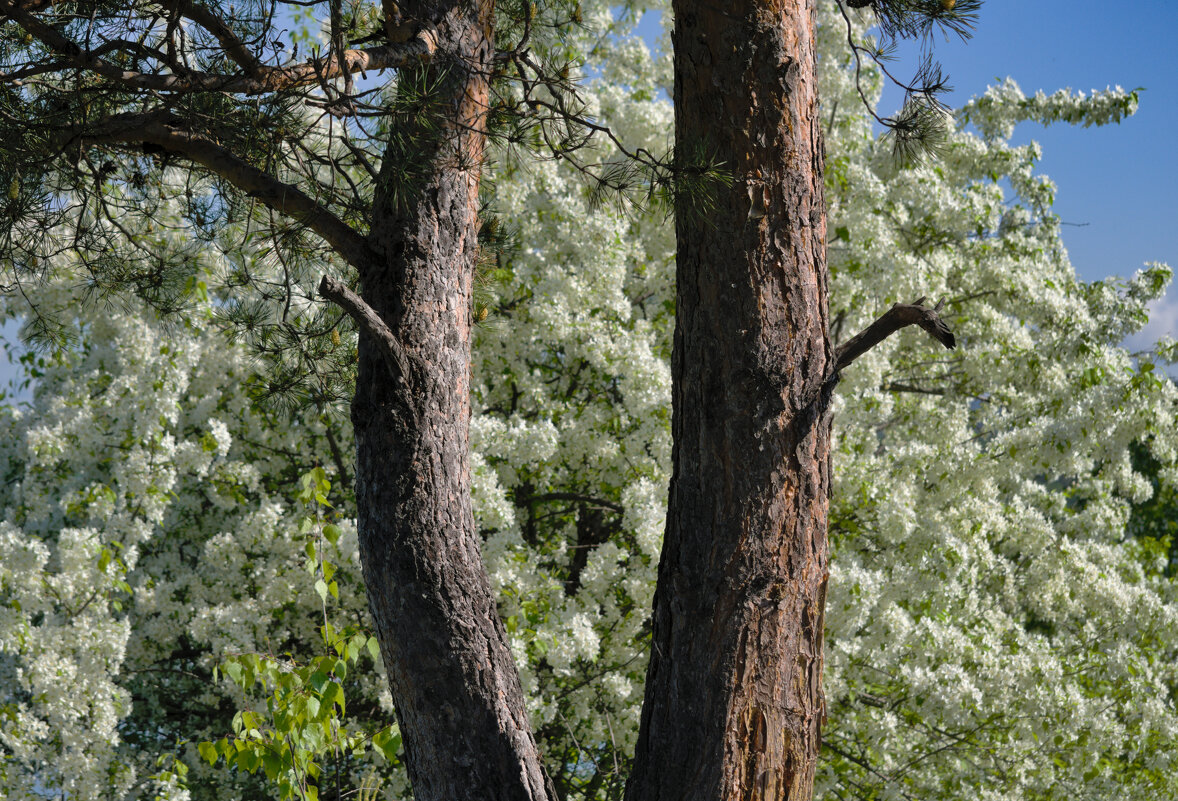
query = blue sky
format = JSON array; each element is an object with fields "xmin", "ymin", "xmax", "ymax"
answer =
[
  {"xmin": 884, "ymin": 0, "xmax": 1178, "ymax": 347},
  {"xmin": 3, "ymin": 1, "xmax": 1176, "ymax": 397}
]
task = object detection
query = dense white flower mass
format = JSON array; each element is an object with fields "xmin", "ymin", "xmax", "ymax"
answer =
[{"xmin": 1, "ymin": 1, "xmax": 1176, "ymax": 799}]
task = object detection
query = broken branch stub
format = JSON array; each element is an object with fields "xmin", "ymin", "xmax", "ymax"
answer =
[
  {"xmin": 832, "ymin": 296, "xmax": 955, "ymax": 376},
  {"xmin": 318, "ymin": 275, "xmax": 414, "ymax": 388}
]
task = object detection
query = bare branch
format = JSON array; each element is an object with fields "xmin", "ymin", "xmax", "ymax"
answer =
[
  {"xmin": 884, "ymin": 382, "xmax": 946, "ymax": 396},
  {"xmin": 521, "ymin": 492, "xmax": 624, "ymax": 514},
  {"xmin": 318, "ymin": 275, "xmax": 413, "ymax": 389},
  {"xmin": 833, "ymin": 297, "xmax": 956, "ymax": 375}
]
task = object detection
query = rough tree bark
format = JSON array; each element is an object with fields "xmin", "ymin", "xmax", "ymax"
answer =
[
  {"xmin": 626, "ymin": 0, "xmax": 832, "ymax": 799},
  {"xmin": 341, "ymin": 1, "xmax": 554, "ymax": 799}
]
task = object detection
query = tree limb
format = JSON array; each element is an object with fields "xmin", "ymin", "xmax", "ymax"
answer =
[
  {"xmin": 318, "ymin": 275, "xmax": 414, "ymax": 389},
  {"xmin": 0, "ymin": 0, "xmax": 437, "ymax": 95},
  {"xmin": 832, "ymin": 296, "xmax": 955, "ymax": 375},
  {"xmin": 50, "ymin": 110, "xmax": 372, "ymax": 268},
  {"xmin": 70, "ymin": 113, "xmax": 377, "ymax": 270},
  {"xmin": 158, "ymin": 0, "xmax": 263, "ymax": 74}
]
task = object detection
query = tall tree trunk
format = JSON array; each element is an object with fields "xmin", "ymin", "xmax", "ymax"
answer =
[
  {"xmin": 626, "ymin": 0, "xmax": 830, "ymax": 799},
  {"xmin": 351, "ymin": 2, "xmax": 553, "ymax": 799}
]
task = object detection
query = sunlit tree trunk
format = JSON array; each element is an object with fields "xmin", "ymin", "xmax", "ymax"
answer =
[{"xmin": 627, "ymin": 0, "xmax": 831, "ymax": 798}]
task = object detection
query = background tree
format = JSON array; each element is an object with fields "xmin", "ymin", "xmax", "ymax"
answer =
[{"xmin": 4, "ymin": 2, "xmax": 1178, "ymax": 801}]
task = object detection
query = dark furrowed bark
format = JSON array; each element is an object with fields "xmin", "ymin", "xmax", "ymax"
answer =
[
  {"xmin": 350, "ymin": 2, "xmax": 553, "ymax": 799},
  {"xmin": 626, "ymin": 1, "xmax": 830, "ymax": 800}
]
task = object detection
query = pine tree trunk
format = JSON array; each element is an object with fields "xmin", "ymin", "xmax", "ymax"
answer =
[
  {"xmin": 350, "ymin": 2, "xmax": 553, "ymax": 799},
  {"xmin": 626, "ymin": 0, "xmax": 830, "ymax": 799}
]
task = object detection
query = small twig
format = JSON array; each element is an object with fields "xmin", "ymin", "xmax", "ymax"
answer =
[
  {"xmin": 947, "ymin": 289, "xmax": 996, "ymax": 306},
  {"xmin": 884, "ymin": 382, "xmax": 945, "ymax": 396},
  {"xmin": 324, "ymin": 423, "xmax": 351, "ymax": 491},
  {"xmin": 522, "ymin": 491, "xmax": 624, "ymax": 514},
  {"xmin": 831, "ymin": 308, "xmax": 848, "ymax": 347}
]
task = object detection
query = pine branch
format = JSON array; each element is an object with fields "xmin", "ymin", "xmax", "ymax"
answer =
[
  {"xmin": 158, "ymin": 0, "xmax": 263, "ymax": 74},
  {"xmin": 69, "ymin": 112, "xmax": 376, "ymax": 270},
  {"xmin": 0, "ymin": 1, "xmax": 437, "ymax": 95}
]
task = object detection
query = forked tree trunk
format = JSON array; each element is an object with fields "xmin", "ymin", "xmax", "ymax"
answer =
[
  {"xmin": 626, "ymin": 0, "xmax": 831, "ymax": 799},
  {"xmin": 350, "ymin": 2, "xmax": 553, "ymax": 799}
]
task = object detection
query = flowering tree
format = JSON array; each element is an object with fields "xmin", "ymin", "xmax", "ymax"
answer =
[{"xmin": 3, "ymin": 2, "xmax": 1178, "ymax": 801}]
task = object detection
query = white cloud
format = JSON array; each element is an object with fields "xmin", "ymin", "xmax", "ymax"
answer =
[
  {"xmin": 1123, "ymin": 287, "xmax": 1178, "ymax": 379},
  {"xmin": 1125, "ymin": 286, "xmax": 1178, "ymax": 351}
]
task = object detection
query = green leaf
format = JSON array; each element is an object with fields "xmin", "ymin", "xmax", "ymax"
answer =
[
  {"xmin": 322, "ymin": 523, "xmax": 342, "ymax": 544},
  {"xmin": 223, "ymin": 661, "xmax": 243, "ymax": 685},
  {"xmin": 372, "ymin": 727, "xmax": 402, "ymax": 762},
  {"xmin": 237, "ymin": 747, "xmax": 261, "ymax": 773},
  {"xmin": 315, "ymin": 579, "xmax": 328, "ymax": 603},
  {"xmin": 366, "ymin": 636, "xmax": 380, "ymax": 661},
  {"xmin": 321, "ymin": 681, "xmax": 341, "ymax": 709},
  {"xmin": 346, "ymin": 633, "xmax": 364, "ymax": 662},
  {"xmin": 198, "ymin": 740, "xmax": 218, "ymax": 766},
  {"xmin": 262, "ymin": 751, "xmax": 284, "ymax": 781}
]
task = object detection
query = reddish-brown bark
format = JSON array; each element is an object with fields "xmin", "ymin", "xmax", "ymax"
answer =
[
  {"xmin": 348, "ymin": 2, "xmax": 554, "ymax": 799},
  {"xmin": 626, "ymin": 1, "xmax": 831, "ymax": 799}
]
